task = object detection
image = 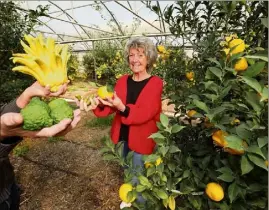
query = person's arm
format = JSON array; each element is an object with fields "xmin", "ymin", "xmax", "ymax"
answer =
[
  {"xmin": 121, "ymin": 79, "xmax": 163, "ymax": 125},
  {"xmin": 0, "ymin": 99, "xmax": 23, "ymax": 144},
  {"xmin": 0, "ymin": 81, "xmax": 81, "ymax": 141},
  {"xmin": 0, "ymin": 99, "xmax": 21, "ymax": 116}
]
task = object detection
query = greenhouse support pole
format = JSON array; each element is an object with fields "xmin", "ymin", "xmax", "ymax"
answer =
[{"xmin": 93, "ymin": 41, "xmax": 97, "ymax": 82}]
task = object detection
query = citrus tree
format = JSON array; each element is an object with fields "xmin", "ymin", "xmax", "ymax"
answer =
[{"xmin": 99, "ymin": 1, "xmax": 268, "ymax": 209}]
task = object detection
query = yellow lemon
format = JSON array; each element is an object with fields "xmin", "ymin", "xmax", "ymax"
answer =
[
  {"xmin": 187, "ymin": 110, "xmax": 197, "ymax": 118},
  {"xmin": 155, "ymin": 157, "xmax": 163, "ymax": 166},
  {"xmin": 186, "ymin": 72, "xmax": 194, "ymax": 81},
  {"xmin": 229, "ymin": 38, "xmax": 245, "ymax": 54},
  {"xmin": 205, "ymin": 182, "xmax": 224, "ymax": 202},
  {"xmin": 119, "ymin": 183, "xmax": 135, "ymax": 203},
  {"xmin": 231, "ymin": 118, "xmax": 240, "ymax": 125},
  {"xmin": 234, "ymin": 57, "xmax": 248, "ymax": 71},
  {"xmin": 157, "ymin": 45, "xmax": 165, "ymax": 53},
  {"xmin": 97, "ymin": 86, "xmax": 113, "ymax": 99},
  {"xmin": 145, "ymin": 162, "xmax": 154, "ymax": 169},
  {"xmin": 265, "ymin": 160, "xmax": 268, "ymax": 167}
]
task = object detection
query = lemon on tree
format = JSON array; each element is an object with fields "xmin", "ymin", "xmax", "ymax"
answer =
[
  {"xmin": 185, "ymin": 71, "xmax": 194, "ymax": 81},
  {"xmin": 212, "ymin": 130, "xmax": 246, "ymax": 155},
  {"xmin": 155, "ymin": 157, "xmax": 163, "ymax": 166},
  {"xmin": 187, "ymin": 110, "xmax": 197, "ymax": 118},
  {"xmin": 205, "ymin": 182, "xmax": 224, "ymax": 202},
  {"xmin": 144, "ymin": 162, "xmax": 153, "ymax": 168},
  {"xmin": 234, "ymin": 57, "xmax": 248, "ymax": 71},
  {"xmin": 228, "ymin": 38, "xmax": 245, "ymax": 54},
  {"xmin": 119, "ymin": 183, "xmax": 135, "ymax": 203}
]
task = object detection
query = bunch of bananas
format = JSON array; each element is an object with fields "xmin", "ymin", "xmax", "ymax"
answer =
[{"xmin": 11, "ymin": 34, "xmax": 70, "ymax": 92}]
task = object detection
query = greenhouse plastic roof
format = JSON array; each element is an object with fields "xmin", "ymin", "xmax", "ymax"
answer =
[{"xmin": 18, "ymin": 1, "xmax": 176, "ymax": 52}]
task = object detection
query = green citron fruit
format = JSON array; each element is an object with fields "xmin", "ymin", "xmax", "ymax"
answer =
[
  {"xmin": 48, "ymin": 98, "xmax": 74, "ymax": 124},
  {"xmin": 21, "ymin": 97, "xmax": 53, "ymax": 130}
]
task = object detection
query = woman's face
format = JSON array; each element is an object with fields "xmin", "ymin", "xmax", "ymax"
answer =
[{"xmin": 128, "ymin": 47, "xmax": 148, "ymax": 74}]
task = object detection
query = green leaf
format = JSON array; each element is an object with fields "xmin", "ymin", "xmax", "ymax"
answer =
[
  {"xmin": 236, "ymin": 124, "xmax": 252, "ymax": 140},
  {"xmin": 242, "ymin": 61, "xmax": 266, "ymax": 77},
  {"xmin": 210, "ymin": 106, "xmax": 228, "ymax": 117},
  {"xmin": 241, "ymin": 155, "xmax": 254, "ymax": 175},
  {"xmin": 247, "ymin": 154, "xmax": 268, "ymax": 171},
  {"xmin": 245, "ymin": 91, "xmax": 262, "ymax": 114},
  {"xmin": 207, "ymin": 58, "xmax": 222, "ymax": 67},
  {"xmin": 154, "ymin": 188, "xmax": 168, "ymax": 199},
  {"xmin": 167, "ymin": 163, "xmax": 176, "ymax": 172},
  {"xmin": 201, "ymin": 156, "xmax": 211, "ymax": 168},
  {"xmin": 260, "ymin": 86, "xmax": 268, "ymax": 102},
  {"xmin": 249, "ymin": 198, "xmax": 267, "ymax": 208},
  {"xmin": 138, "ymin": 176, "xmax": 152, "ymax": 187},
  {"xmin": 260, "ymin": 17, "xmax": 268, "ymax": 28},
  {"xmin": 203, "ymin": 81, "xmax": 219, "ymax": 93},
  {"xmin": 228, "ymin": 182, "xmax": 240, "ymax": 203},
  {"xmin": 159, "ymin": 146, "xmax": 169, "ymax": 156},
  {"xmin": 245, "ymin": 55, "xmax": 268, "ymax": 62},
  {"xmin": 146, "ymin": 166, "xmax": 155, "ymax": 177},
  {"xmin": 160, "ymin": 113, "xmax": 169, "ymax": 128},
  {"xmin": 193, "ymin": 99, "xmax": 209, "ymax": 113},
  {"xmin": 171, "ymin": 124, "xmax": 185, "ymax": 133},
  {"xmin": 209, "ymin": 67, "xmax": 223, "ymax": 81},
  {"xmin": 257, "ymin": 136, "xmax": 268, "ymax": 148},
  {"xmin": 136, "ymin": 185, "xmax": 147, "ymax": 192},
  {"xmin": 248, "ymin": 183, "xmax": 266, "ymax": 192},
  {"xmin": 219, "ymin": 85, "xmax": 232, "ymax": 99},
  {"xmin": 102, "ymin": 154, "xmax": 116, "ymax": 161},
  {"xmin": 217, "ymin": 173, "xmax": 234, "ymax": 182},
  {"xmin": 148, "ymin": 132, "xmax": 165, "ymax": 139},
  {"xmin": 240, "ymin": 76, "xmax": 262, "ymax": 93},
  {"xmin": 161, "ymin": 174, "xmax": 167, "ymax": 182},
  {"xmin": 100, "ymin": 147, "xmax": 112, "ymax": 154},
  {"xmin": 163, "ymin": 197, "xmax": 169, "ymax": 208},
  {"xmin": 247, "ymin": 145, "xmax": 266, "ymax": 159},
  {"xmin": 183, "ymin": 170, "xmax": 191, "ymax": 178},
  {"xmin": 126, "ymin": 190, "xmax": 136, "ymax": 203},
  {"xmin": 188, "ymin": 195, "xmax": 202, "ymax": 210},
  {"xmin": 169, "ymin": 145, "xmax": 181, "ymax": 153},
  {"xmin": 216, "ymin": 166, "xmax": 233, "ymax": 174},
  {"xmin": 236, "ymin": 103, "xmax": 250, "ymax": 111},
  {"xmin": 144, "ymin": 155, "xmax": 158, "ymax": 164},
  {"xmin": 156, "ymin": 122, "xmax": 165, "ymax": 130},
  {"xmin": 203, "ymin": 93, "xmax": 218, "ymax": 102},
  {"xmin": 225, "ymin": 135, "xmax": 243, "ymax": 150}
]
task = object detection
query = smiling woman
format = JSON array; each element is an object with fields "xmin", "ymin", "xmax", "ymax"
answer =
[
  {"xmin": 124, "ymin": 37, "xmax": 158, "ymax": 76},
  {"xmin": 78, "ymin": 36, "xmax": 163, "ymax": 208}
]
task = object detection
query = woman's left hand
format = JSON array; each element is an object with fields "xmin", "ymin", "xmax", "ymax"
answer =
[{"xmin": 98, "ymin": 92, "xmax": 126, "ymax": 112}]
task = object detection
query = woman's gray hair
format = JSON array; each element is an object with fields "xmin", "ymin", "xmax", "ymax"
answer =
[{"xmin": 124, "ymin": 36, "xmax": 157, "ymax": 73}]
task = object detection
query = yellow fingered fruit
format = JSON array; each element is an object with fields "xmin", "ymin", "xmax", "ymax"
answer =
[{"xmin": 11, "ymin": 34, "xmax": 70, "ymax": 92}]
